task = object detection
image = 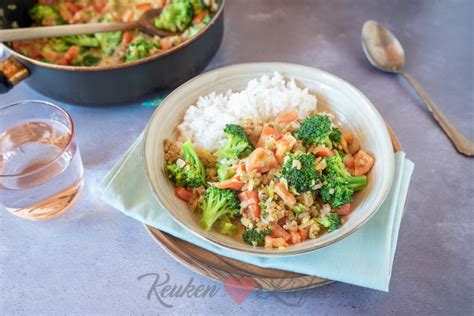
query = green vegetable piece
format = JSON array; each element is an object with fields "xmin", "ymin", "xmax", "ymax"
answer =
[
  {"xmin": 216, "ymin": 124, "xmax": 254, "ymax": 160},
  {"xmin": 295, "ymin": 114, "xmax": 335, "ymax": 146},
  {"xmin": 319, "ymin": 153, "xmax": 367, "ymax": 208},
  {"xmin": 72, "ymin": 54, "xmax": 101, "ymax": 67},
  {"xmin": 216, "ymin": 159, "xmax": 235, "ymax": 182},
  {"xmin": 125, "ymin": 36, "xmax": 159, "ymax": 63},
  {"xmin": 64, "ymin": 35, "xmax": 100, "ymax": 48},
  {"xmin": 282, "ymin": 152, "xmax": 318, "ymax": 193},
  {"xmin": 190, "ymin": 0, "xmax": 207, "ymax": 13},
  {"xmin": 199, "ymin": 186, "xmax": 240, "ymax": 231},
  {"xmin": 154, "ymin": 0, "xmax": 193, "ymax": 32},
  {"xmin": 29, "ymin": 4, "xmax": 64, "ymax": 25},
  {"xmin": 50, "ymin": 38, "xmax": 70, "ymax": 53},
  {"xmin": 95, "ymin": 31, "xmax": 122, "ymax": 56},
  {"xmin": 166, "ymin": 140, "xmax": 206, "ymax": 188},
  {"xmin": 316, "ymin": 213, "xmax": 342, "ymax": 232},
  {"xmin": 242, "ymin": 227, "xmax": 271, "ymax": 246},
  {"xmin": 216, "ymin": 215, "xmax": 238, "ymax": 236}
]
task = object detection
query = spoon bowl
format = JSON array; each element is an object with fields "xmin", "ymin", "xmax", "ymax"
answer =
[{"xmin": 361, "ymin": 20, "xmax": 405, "ymax": 73}]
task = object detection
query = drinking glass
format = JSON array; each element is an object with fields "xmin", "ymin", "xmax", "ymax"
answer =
[{"xmin": 0, "ymin": 100, "xmax": 83, "ymax": 221}]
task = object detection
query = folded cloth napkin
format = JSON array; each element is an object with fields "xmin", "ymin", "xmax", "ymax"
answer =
[{"xmin": 99, "ymin": 134, "xmax": 414, "ymax": 291}]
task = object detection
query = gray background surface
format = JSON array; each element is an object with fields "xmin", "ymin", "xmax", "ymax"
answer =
[{"xmin": 1, "ymin": 0, "xmax": 473, "ymax": 314}]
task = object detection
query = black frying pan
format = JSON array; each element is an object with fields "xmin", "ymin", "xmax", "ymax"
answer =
[{"xmin": 0, "ymin": 0, "xmax": 224, "ymax": 105}]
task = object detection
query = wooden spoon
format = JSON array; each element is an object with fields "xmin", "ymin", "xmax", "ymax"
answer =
[{"xmin": 0, "ymin": 9, "xmax": 176, "ymax": 42}]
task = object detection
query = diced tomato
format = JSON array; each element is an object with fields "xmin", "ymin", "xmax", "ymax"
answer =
[
  {"xmin": 65, "ymin": 2, "xmax": 80, "ymax": 13},
  {"xmin": 215, "ymin": 179, "xmax": 245, "ymax": 191},
  {"xmin": 246, "ymin": 147, "xmax": 278, "ymax": 174},
  {"xmin": 160, "ymin": 38, "xmax": 171, "ymax": 50},
  {"xmin": 64, "ymin": 45, "xmax": 79, "ymax": 65},
  {"xmin": 256, "ymin": 124, "xmax": 281, "ymax": 148},
  {"xmin": 175, "ymin": 187, "xmax": 193, "ymax": 202},
  {"xmin": 353, "ymin": 150, "xmax": 375, "ymax": 176},
  {"xmin": 290, "ymin": 231, "xmax": 302, "ymax": 244},
  {"xmin": 136, "ymin": 2, "xmax": 152, "ymax": 10},
  {"xmin": 274, "ymin": 182, "xmax": 296, "ymax": 207},
  {"xmin": 270, "ymin": 222, "xmax": 291, "ymax": 242},
  {"xmin": 122, "ymin": 32, "xmax": 132, "ymax": 45},
  {"xmin": 276, "ymin": 111, "xmax": 298, "ymax": 123},
  {"xmin": 334, "ymin": 203, "xmax": 352, "ymax": 216},
  {"xmin": 315, "ymin": 149, "xmax": 333, "ymax": 157},
  {"xmin": 238, "ymin": 191, "xmax": 260, "ymax": 220},
  {"xmin": 192, "ymin": 10, "xmax": 207, "ymax": 24},
  {"xmin": 299, "ymin": 228, "xmax": 309, "ymax": 241}
]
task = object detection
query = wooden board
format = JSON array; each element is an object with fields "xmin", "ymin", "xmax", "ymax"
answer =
[{"xmin": 145, "ymin": 126, "xmax": 403, "ymax": 291}]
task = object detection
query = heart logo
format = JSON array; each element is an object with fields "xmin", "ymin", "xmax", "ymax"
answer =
[{"xmin": 223, "ymin": 277, "xmax": 256, "ymax": 304}]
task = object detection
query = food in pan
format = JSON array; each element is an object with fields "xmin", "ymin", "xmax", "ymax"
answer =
[
  {"xmin": 10, "ymin": 0, "xmax": 218, "ymax": 66},
  {"xmin": 163, "ymin": 74, "xmax": 375, "ymax": 249}
]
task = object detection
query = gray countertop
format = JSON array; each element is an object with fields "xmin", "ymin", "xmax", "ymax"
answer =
[{"xmin": 1, "ymin": 0, "xmax": 473, "ymax": 314}]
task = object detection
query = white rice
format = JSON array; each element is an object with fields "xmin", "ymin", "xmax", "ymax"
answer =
[{"xmin": 178, "ymin": 73, "xmax": 317, "ymax": 150}]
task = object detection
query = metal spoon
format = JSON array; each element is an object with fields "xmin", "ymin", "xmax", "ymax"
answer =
[
  {"xmin": 0, "ymin": 9, "xmax": 176, "ymax": 42},
  {"xmin": 361, "ymin": 20, "xmax": 474, "ymax": 156}
]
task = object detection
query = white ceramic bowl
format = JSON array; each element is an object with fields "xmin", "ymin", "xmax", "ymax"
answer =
[{"xmin": 143, "ymin": 63, "xmax": 394, "ymax": 257}]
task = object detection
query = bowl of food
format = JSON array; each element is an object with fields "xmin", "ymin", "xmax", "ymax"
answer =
[
  {"xmin": 0, "ymin": 0, "xmax": 224, "ymax": 105},
  {"xmin": 143, "ymin": 62, "xmax": 395, "ymax": 256}
]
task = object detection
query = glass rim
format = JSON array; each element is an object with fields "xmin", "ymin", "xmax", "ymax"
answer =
[{"xmin": 0, "ymin": 99, "xmax": 75, "ymax": 179}]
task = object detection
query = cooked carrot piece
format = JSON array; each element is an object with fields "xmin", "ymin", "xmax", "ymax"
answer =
[
  {"xmin": 215, "ymin": 179, "xmax": 245, "ymax": 191},
  {"xmin": 256, "ymin": 124, "xmax": 281, "ymax": 147},
  {"xmin": 334, "ymin": 203, "xmax": 352, "ymax": 216}
]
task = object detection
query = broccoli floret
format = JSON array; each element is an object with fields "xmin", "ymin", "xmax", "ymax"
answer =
[
  {"xmin": 29, "ymin": 4, "xmax": 64, "ymax": 25},
  {"xmin": 154, "ymin": 0, "xmax": 193, "ymax": 32},
  {"xmin": 295, "ymin": 114, "xmax": 340, "ymax": 146},
  {"xmin": 95, "ymin": 31, "xmax": 122, "ymax": 56},
  {"xmin": 216, "ymin": 159, "xmax": 235, "ymax": 181},
  {"xmin": 242, "ymin": 227, "xmax": 271, "ymax": 246},
  {"xmin": 166, "ymin": 140, "xmax": 206, "ymax": 188},
  {"xmin": 199, "ymin": 186, "xmax": 240, "ymax": 231},
  {"xmin": 64, "ymin": 35, "xmax": 100, "ymax": 48},
  {"xmin": 282, "ymin": 153, "xmax": 318, "ymax": 193},
  {"xmin": 216, "ymin": 215, "xmax": 238, "ymax": 236},
  {"xmin": 216, "ymin": 124, "xmax": 254, "ymax": 159},
  {"xmin": 329, "ymin": 128, "xmax": 342, "ymax": 143},
  {"xmin": 316, "ymin": 213, "xmax": 341, "ymax": 232},
  {"xmin": 71, "ymin": 53, "xmax": 101, "ymax": 66},
  {"xmin": 94, "ymin": 16, "xmax": 123, "ymax": 56},
  {"xmin": 319, "ymin": 154, "xmax": 367, "ymax": 208},
  {"xmin": 125, "ymin": 36, "xmax": 159, "ymax": 63},
  {"xmin": 49, "ymin": 38, "xmax": 70, "ymax": 52}
]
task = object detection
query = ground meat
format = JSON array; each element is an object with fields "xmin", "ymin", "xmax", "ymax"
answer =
[
  {"xmin": 240, "ymin": 118, "xmax": 264, "ymax": 146},
  {"xmin": 163, "ymin": 138, "xmax": 181, "ymax": 162}
]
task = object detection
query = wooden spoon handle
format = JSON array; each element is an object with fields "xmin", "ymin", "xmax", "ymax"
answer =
[
  {"xmin": 400, "ymin": 70, "xmax": 474, "ymax": 156},
  {"xmin": 0, "ymin": 22, "xmax": 137, "ymax": 42}
]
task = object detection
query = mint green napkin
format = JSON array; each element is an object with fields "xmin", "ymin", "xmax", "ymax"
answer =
[{"xmin": 99, "ymin": 134, "xmax": 414, "ymax": 291}]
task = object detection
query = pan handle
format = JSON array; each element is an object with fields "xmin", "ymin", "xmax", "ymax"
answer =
[{"xmin": 0, "ymin": 56, "xmax": 29, "ymax": 93}]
